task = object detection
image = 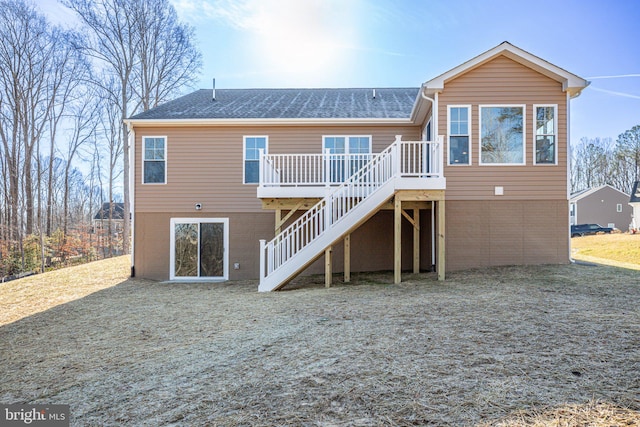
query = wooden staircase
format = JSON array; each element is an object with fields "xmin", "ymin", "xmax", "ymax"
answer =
[{"xmin": 258, "ymin": 136, "xmax": 444, "ymax": 292}]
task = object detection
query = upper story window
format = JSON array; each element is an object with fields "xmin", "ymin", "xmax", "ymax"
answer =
[
  {"xmin": 534, "ymin": 105, "xmax": 557, "ymax": 165},
  {"xmin": 448, "ymin": 106, "xmax": 470, "ymax": 165},
  {"xmin": 323, "ymin": 136, "xmax": 371, "ymax": 182},
  {"xmin": 143, "ymin": 136, "xmax": 167, "ymax": 184},
  {"xmin": 244, "ymin": 136, "xmax": 268, "ymax": 184},
  {"xmin": 480, "ymin": 105, "xmax": 525, "ymax": 165}
]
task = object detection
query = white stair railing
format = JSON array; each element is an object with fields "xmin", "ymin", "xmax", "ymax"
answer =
[{"xmin": 259, "ymin": 136, "xmax": 443, "ymax": 290}]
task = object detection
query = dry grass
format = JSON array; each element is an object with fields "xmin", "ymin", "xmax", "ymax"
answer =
[
  {"xmin": 0, "ymin": 261, "xmax": 639, "ymax": 426},
  {"xmin": 572, "ymin": 232, "xmax": 640, "ymax": 269},
  {"xmin": 0, "ymin": 256, "xmax": 129, "ymax": 326}
]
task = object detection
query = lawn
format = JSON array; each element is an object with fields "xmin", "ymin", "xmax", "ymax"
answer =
[
  {"xmin": 571, "ymin": 232, "xmax": 640, "ymax": 269},
  {"xmin": 0, "ymin": 257, "xmax": 638, "ymax": 426}
]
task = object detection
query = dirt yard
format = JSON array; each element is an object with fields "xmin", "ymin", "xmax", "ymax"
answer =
[{"xmin": 0, "ymin": 258, "xmax": 638, "ymax": 426}]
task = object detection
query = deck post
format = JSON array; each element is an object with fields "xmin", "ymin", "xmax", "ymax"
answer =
[
  {"xmin": 344, "ymin": 234, "xmax": 351, "ymax": 283},
  {"xmin": 275, "ymin": 209, "xmax": 282, "ymax": 235},
  {"xmin": 437, "ymin": 200, "xmax": 445, "ymax": 281},
  {"xmin": 394, "ymin": 196, "xmax": 402, "ymax": 284},
  {"xmin": 259, "ymin": 239, "xmax": 266, "ymax": 283},
  {"xmin": 413, "ymin": 208, "xmax": 420, "ymax": 274},
  {"xmin": 325, "ymin": 246, "xmax": 332, "ymax": 288}
]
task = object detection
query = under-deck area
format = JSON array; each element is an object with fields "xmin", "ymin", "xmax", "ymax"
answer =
[{"xmin": 261, "ymin": 190, "xmax": 446, "ymax": 288}]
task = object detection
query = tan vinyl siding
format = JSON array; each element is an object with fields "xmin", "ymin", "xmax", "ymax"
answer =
[
  {"xmin": 134, "ymin": 125, "xmax": 420, "ymax": 213},
  {"xmin": 446, "ymin": 200, "xmax": 569, "ymax": 271},
  {"xmin": 135, "ymin": 210, "xmax": 431, "ymax": 281},
  {"xmin": 439, "ymin": 55, "xmax": 568, "ymax": 200}
]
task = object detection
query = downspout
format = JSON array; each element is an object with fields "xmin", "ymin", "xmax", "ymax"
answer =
[
  {"xmin": 566, "ymin": 91, "xmax": 574, "ymax": 264},
  {"xmin": 126, "ymin": 120, "xmax": 136, "ymax": 277},
  {"xmin": 421, "ymin": 86, "xmax": 438, "ymax": 271}
]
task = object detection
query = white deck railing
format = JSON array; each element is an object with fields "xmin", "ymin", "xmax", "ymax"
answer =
[
  {"xmin": 259, "ymin": 137, "xmax": 443, "ymax": 188},
  {"xmin": 259, "ymin": 136, "xmax": 444, "ymax": 290}
]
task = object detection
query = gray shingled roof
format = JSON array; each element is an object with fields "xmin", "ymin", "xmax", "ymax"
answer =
[{"xmin": 129, "ymin": 88, "xmax": 420, "ymax": 120}]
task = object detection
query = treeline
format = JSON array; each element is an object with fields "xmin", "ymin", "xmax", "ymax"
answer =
[
  {"xmin": 571, "ymin": 125, "xmax": 640, "ymax": 195},
  {"xmin": 0, "ymin": 0, "xmax": 201, "ymax": 278}
]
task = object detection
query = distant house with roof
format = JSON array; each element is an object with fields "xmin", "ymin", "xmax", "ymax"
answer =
[
  {"xmin": 124, "ymin": 42, "xmax": 589, "ymax": 291},
  {"xmin": 629, "ymin": 181, "xmax": 640, "ymax": 232},
  {"xmin": 570, "ymin": 185, "xmax": 632, "ymax": 230},
  {"xmin": 93, "ymin": 202, "xmax": 125, "ymax": 232}
]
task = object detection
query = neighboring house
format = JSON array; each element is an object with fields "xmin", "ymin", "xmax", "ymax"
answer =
[
  {"xmin": 93, "ymin": 202, "xmax": 125, "ymax": 233},
  {"xmin": 125, "ymin": 42, "xmax": 589, "ymax": 291},
  {"xmin": 630, "ymin": 181, "xmax": 640, "ymax": 232},
  {"xmin": 570, "ymin": 185, "xmax": 632, "ymax": 230}
]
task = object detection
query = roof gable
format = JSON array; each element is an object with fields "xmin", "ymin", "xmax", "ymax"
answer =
[
  {"xmin": 570, "ymin": 184, "xmax": 630, "ymax": 202},
  {"xmin": 94, "ymin": 202, "xmax": 125, "ymax": 220},
  {"xmin": 422, "ymin": 41, "xmax": 589, "ymax": 99}
]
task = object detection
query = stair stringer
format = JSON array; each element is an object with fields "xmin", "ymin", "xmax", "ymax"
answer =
[{"xmin": 258, "ymin": 180, "xmax": 398, "ymax": 292}]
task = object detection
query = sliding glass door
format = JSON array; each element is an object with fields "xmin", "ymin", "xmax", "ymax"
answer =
[{"xmin": 170, "ymin": 218, "xmax": 228, "ymax": 280}]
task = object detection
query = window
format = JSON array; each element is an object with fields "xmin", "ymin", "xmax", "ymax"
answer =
[
  {"xmin": 143, "ymin": 136, "xmax": 166, "ymax": 184},
  {"xmin": 323, "ymin": 136, "xmax": 371, "ymax": 182},
  {"xmin": 617, "ymin": 203, "xmax": 623, "ymax": 213},
  {"xmin": 448, "ymin": 106, "xmax": 470, "ymax": 165},
  {"xmin": 170, "ymin": 218, "xmax": 228, "ymax": 280},
  {"xmin": 534, "ymin": 105, "xmax": 557, "ymax": 164},
  {"xmin": 480, "ymin": 106, "xmax": 525, "ymax": 165},
  {"xmin": 244, "ymin": 136, "xmax": 268, "ymax": 184}
]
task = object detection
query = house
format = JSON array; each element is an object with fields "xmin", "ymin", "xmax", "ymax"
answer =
[
  {"xmin": 93, "ymin": 202, "xmax": 125, "ymax": 232},
  {"xmin": 125, "ymin": 42, "xmax": 589, "ymax": 291},
  {"xmin": 630, "ymin": 181, "xmax": 640, "ymax": 232},
  {"xmin": 570, "ymin": 185, "xmax": 632, "ymax": 231}
]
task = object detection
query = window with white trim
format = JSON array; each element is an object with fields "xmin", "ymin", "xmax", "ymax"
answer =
[
  {"xmin": 143, "ymin": 136, "xmax": 166, "ymax": 184},
  {"xmin": 244, "ymin": 136, "xmax": 268, "ymax": 184},
  {"xmin": 617, "ymin": 203, "xmax": 623, "ymax": 213},
  {"xmin": 448, "ymin": 106, "xmax": 470, "ymax": 165},
  {"xmin": 534, "ymin": 105, "xmax": 557, "ymax": 164},
  {"xmin": 480, "ymin": 105, "xmax": 525, "ymax": 165},
  {"xmin": 323, "ymin": 136, "xmax": 372, "ymax": 182}
]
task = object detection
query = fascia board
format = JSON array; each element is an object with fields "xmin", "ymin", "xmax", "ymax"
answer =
[{"xmin": 125, "ymin": 117, "xmax": 416, "ymax": 127}]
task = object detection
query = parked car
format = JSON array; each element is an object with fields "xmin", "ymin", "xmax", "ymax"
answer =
[{"xmin": 571, "ymin": 223, "xmax": 614, "ymax": 237}]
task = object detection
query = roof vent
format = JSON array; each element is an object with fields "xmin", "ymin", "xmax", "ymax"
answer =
[
  {"xmin": 372, "ymin": 89, "xmax": 376, "ymax": 99},
  {"xmin": 212, "ymin": 78, "xmax": 216, "ymax": 101}
]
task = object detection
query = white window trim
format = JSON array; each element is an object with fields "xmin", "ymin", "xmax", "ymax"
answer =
[
  {"xmin": 322, "ymin": 135, "xmax": 372, "ymax": 153},
  {"xmin": 479, "ymin": 104, "xmax": 526, "ymax": 166},
  {"xmin": 533, "ymin": 104, "xmax": 558, "ymax": 165},
  {"xmin": 243, "ymin": 135, "xmax": 269, "ymax": 185},
  {"xmin": 170, "ymin": 218, "xmax": 229, "ymax": 281},
  {"xmin": 447, "ymin": 105, "xmax": 472, "ymax": 166},
  {"xmin": 142, "ymin": 136, "xmax": 167, "ymax": 184},
  {"xmin": 617, "ymin": 203, "xmax": 623, "ymax": 213}
]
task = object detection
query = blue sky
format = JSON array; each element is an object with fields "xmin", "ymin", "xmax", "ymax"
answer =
[{"xmin": 40, "ymin": 0, "xmax": 640, "ymax": 145}]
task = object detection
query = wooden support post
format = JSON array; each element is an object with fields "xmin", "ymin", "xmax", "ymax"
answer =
[
  {"xmin": 325, "ymin": 246, "xmax": 332, "ymax": 288},
  {"xmin": 275, "ymin": 209, "xmax": 282, "ymax": 235},
  {"xmin": 413, "ymin": 208, "xmax": 420, "ymax": 274},
  {"xmin": 437, "ymin": 200, "xmax": 445, "ymax": 281},
  {"xmin": 344, "ymin": 234, "xmax": 351, "ymax": 283},
  {"xmin": 394, "ymin": 196, "xmax": 402, "ymax": 284}
]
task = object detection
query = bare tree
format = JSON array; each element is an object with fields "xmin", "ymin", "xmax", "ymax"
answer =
[
  {"xmin": 0, "ymin": 0, "xmax": 64, "ymax": 268},
  {"xmin": 62, "ymin": 0, "xmax": 139, "ymax": 256},
  {"xmin": 615, "ymin": 125, "xmax": 640, "ymax": 191},
  {"xmin": 133, "ymin": 0, "xmax": 201, "ymax": 110},
  {"xmin": 64, "ymin": 0, "xmax": 201, "ymax": 261}
]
